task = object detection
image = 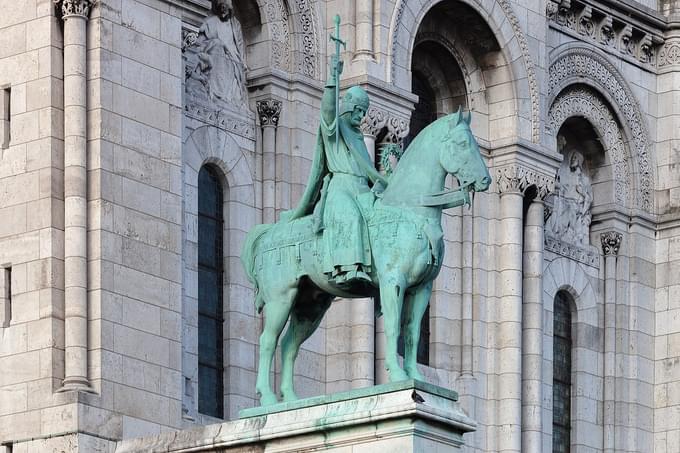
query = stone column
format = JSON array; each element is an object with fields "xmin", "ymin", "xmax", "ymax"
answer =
[
  {"xmin": 460, "ymin": 208, "xmax": 473, "ymax": 376},
  {"xmin": 57, "ymin": 0, "xmax": 93, "ymax": 392},
  {"xmin": 257, "ymin": 99, "xmax": 282, "ymax": 224},
  {"xmin": 601, "ymin": 231, "xmax": 622, "ymax": 453},
  {"xmin": 495, "ymin": 166, "xmax": 525, "ymax": 453},
  {"xmin": 521, "ymin": 197, "xmax": 546, "ymax": 453},
  {"xmin": 354, "ymin": 0, "xmax": 374, "ymax": 59}
]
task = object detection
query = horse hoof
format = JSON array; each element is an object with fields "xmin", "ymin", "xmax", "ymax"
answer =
[
  {"xmin": 388, "ymin": 369, "xmax": 409, "ymax": 382},
  {"xmin": 259, "ymin": 393, "xmax": 279, "ymax": 406},
  {"xmin": 282, "ymin": 391, "xmax": 299, "ymax": 402}
]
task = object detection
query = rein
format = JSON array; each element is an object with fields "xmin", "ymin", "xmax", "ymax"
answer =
[{"xmin": 383, "ymin": 184, "xmax": 473, "ymax": 209}]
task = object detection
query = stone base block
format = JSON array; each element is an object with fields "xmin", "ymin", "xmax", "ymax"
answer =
[{"xmin": 115, "ymin": 380, "xmax": 476, "ymax": 452}]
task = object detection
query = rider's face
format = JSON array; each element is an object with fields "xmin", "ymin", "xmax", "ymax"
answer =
[{"xmin": 350, "ymin": 106, "xmax": 366, "ymax": 127}]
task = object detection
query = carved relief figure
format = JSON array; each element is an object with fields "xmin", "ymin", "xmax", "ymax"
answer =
[
  {"xmin": 187, "ymin": 0, "xmax": 248, "ymax": 108},
  {"xmin": 547, "ymin": 142, "xmax": 593, "ymax": 245}
]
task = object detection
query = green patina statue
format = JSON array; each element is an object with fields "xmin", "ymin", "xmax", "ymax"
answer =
[{"xmin": 241, "ymin": 16, "xmax": 491, "ymax": 406}]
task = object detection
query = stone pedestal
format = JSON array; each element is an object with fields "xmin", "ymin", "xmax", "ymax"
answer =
[{"xmin": 115, "ymin": 380, "xmax": 475, "ymax": 452}]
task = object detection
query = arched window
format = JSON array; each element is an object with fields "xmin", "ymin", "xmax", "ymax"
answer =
[
  {"xmin": 197, "ymin": 165, "xmax": 224, "ymax": 418},
  {"xmin": 553, "ymin": 290, "xmax": 573, "ymax": 453}
]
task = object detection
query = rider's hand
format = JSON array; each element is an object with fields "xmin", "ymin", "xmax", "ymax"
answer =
[{"xmin": 372, "ymin": 180, "xmax": 385, "ymax": 196}]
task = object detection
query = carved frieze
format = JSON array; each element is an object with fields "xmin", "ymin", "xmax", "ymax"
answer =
[
  {"xmin": 600, "ymin": 231, "xmax": 623, "ymax": 256},
  {"xmin": 658, "ymin": 38, "xmax": 680, "ymax": 68},
  {"xmin": 545, "ymin": 235, "xmax": 600, "ymax": 267},
  {"xmin": 546, "ymin": 0, "xmax": 661, "ymax": 67},
  {"xmin": 496, "ymin": 164, "xmax": 554, "ymax": 198},
  {"xmin": 548, "ymin": 49, "xmax": 652, "ymax": 212},
  {"xmin": 360, "ymin": 107, "xmax": 387, "ymax": 137}
]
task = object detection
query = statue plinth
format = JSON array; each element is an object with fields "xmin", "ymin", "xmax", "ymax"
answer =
[{"xmin": 115, "ymin": 380, "xmax": 476, "ymax": 452}]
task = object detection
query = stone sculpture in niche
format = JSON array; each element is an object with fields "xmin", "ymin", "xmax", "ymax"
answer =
[
  {"xmin": 186, "ymin": 0, "xmax": 248, "ymax": 109},
  {"xmin": 240, "ymin": 17, "xmax": 492, "ymax": 407},
  {"xmin": 547, "ymin": 140, "xmax": 593, "ymax": 246}
]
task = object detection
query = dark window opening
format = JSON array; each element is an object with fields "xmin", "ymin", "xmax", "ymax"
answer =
[
  {"xmin": 553, "ymin": 291, "xmax": 573, "ymax": 453},
  {"xmin": 1, "ymin": 266, "xmax": 11, "ymax": 327},
  {"xmin": 1, "ymin": 87, "xmax": 10, "ymax": 149},
  {"xmin": 197, "ymin": 165, "xmax": 224, "ymax": 419}
]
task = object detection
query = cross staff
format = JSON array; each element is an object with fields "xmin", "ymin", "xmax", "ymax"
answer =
[{"xmin": 329, "ymin": 14, "xmax": 346, "ymax": 156}]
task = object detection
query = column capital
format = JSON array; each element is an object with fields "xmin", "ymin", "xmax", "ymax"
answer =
[
  {"xmin": 54, "ymin": 0, "xmax": 93, "ymax": 19},
  {"xmin": 256, "ymin": 99, "xmax": 282, "ymax": 127},
  {"xmin": 360, "ymin": 106, "xmax": 387, "ymax": 138},
  {"xmin": 496, "ymin": 164, "xmax": 554, "ymax": 198},
  {"xmin": 381, "ymin": 115, "xmax": 410, "ymax": 147},
  {"xmin": 600, "ymin": 231, "xmax": 623, "ymax": 256}
]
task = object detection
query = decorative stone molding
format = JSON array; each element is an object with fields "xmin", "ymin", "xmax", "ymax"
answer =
[
  {"xmin": 360, "ymin": 107, "xmax": 387, "ymax": 137},
  {"xmin": 256, "ymin": 99, "xmax": 282, "ymax": 127},
  {"xmin": 658, "ymin": 38, "xmax": 680, "ymax": 68},
  {"xmin": 496, "ymin": 164, "xmax": 554, "ymax": 198},
  {"xmin": 185, "ymin": 103, "xmax": 256, "ymax": 140},
  {"xmin": 547, "ymin": 86, "xmax": 630, "ymax": 207},
  {"xmin": 264, "ymin": 0, "xmax": 291, "ymax": 72},
  {"xmin": 546, "ymin": 0, "xmax": 661, "ymax": 66},
  {"xmin": 382, "ymin": 116, "xmax": 410, "ymax": 146},
  {"xmin": 290, "ymin": 0, "xmax": 319, "ymax": 78},
  {"xmin": 600, "ymin": 231, "xmax": 622, "ymax": 256},
  {"xmin": 390, "ymin": 0, "xmax": 540, "ymax": 143},
  {"xmin": 545, "ymin": 234, "xmax": 600, "ymax": 267},
  {"xmin": 181, "ymin": 29, "xmax": 198, "ymax": 52},
  {"xmin": 54, "ymin": 0, "xmax": 92, "ymax": 19},
  {"xmin": 548, "ymin": 48, "xmax": 652, "ymax": 212}
]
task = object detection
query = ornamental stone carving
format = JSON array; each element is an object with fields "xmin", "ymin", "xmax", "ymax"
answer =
[
  {"xmin": 548, "ymin": 49, "xmax": 652, "ymax": 212},
  {"xmin": 264, "ymin": 0, "xmax": 291, "ymax": 72},
  {"xmin": 256, "ymin": 99, "xmax": 282, "ymax": 127},
  {"xmin": 360, "ymin": 107, "xmax": 387, "ymax": 137},
  {"xmin": 546, "ymin": 149, "xmax": 593, "ymax": 246},
  {"xmin": 382, "ymin": 116, "xmax": 410, "ymax": 146},
  {"xmin": 544, "ymin": 235, "xmax": 599, "ymax": 267},
  {"xmin": 600, "ymin": 231, "xmax": 623, "ymax": 256},
  {"xmin": 291, "ymin": 0, "xmax": 319, "ymax": 78},
  {"xmin": 54, "ymin": 0, "xmax": 92, "ymax": 18},
  {"xmin": 496, "ymin": 164, "xmax": 554, "ymax": 198},
  {"xmin": 390, "ymin": 0, "xmax": 540, "ymax": 143},
  {"xmin": 547, "ymin": 86, "xmax": 630, "ymax": 208},
  {"xmin": 658, "ymin": 38, "xmax": 680, "ymax": 68},
  {"xmin": 547, "ymin": 0, "xmax": 661, "ymax": 67}
]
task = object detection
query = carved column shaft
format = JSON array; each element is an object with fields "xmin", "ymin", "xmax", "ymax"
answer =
[
  {"xmin": 354, "ymin": 0, "xmax": 374, "ymax": 58},
  {"xmin": 601, "ymin": 231, "xmax": 622, "ymax": 453},
  {"xmin": 257, "ymin": 99, "xmax": 282, "ymax": 224},
  {"xmin": 522, "ymin": 200, "xmax": 545, "ymax": 453},
  {"xmin": 58, "ymin": 0, "xmax": 93, "ymax": 392},
  {"xmin": 498, "ymin": 186, "xmax": 524, "ymax": 453}
]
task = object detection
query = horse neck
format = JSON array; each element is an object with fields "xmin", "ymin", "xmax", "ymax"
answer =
[{"xmin": 382, "ymin": 139, "xmax": 447, "ymax": 218}]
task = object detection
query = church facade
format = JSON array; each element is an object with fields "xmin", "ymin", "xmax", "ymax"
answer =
[{"xmin": 0, "ymin": 0, "xmax": 679, "ymax": 451}]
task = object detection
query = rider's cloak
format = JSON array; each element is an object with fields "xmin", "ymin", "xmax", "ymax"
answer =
[{"xmin": 283, "ymin": 113, "xmax": 386, "ymax": 222}]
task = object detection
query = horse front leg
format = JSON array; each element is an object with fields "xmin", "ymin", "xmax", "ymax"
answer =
[
  {"xmin": 380, "ymin": 280, "xmax": 409, "ymax": 382},
  {"xmin": 279, "ymin": 293, "xmax": 333, "ymax": 402},
  {"xmin": 256, "ymin": 286, "xmax": 296, "ymax": 406},
  {"xmin": 402, "ymin": 281, "xmax": 432, "ymax": 381}
]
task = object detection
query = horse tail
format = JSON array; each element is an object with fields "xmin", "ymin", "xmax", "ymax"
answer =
[{"xmin": 241, "ymin": 223, "xmax": 273, "ymax": 313}]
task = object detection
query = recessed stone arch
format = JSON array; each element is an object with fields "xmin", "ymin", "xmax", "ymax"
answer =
[
  {"xmin": 548, "ymin": 45, "xmax": 652, "ymax": 212},
  {"xmin": 181, "ymin": 125, "xmax": 257, "ymax": 420},
  {"xmin": 389, "ymin": 0, "xmax": 540, "ymax": 143},
  {"xmin": 547, "ymin": 85, "xmax": 631, "ymax": 209}
]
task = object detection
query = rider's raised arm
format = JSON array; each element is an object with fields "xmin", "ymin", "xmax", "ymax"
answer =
[{"xmin": 320, "ymin": 59, "xmax": 338, "ymax": 128}]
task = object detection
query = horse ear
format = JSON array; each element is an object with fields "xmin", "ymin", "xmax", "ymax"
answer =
[
  {"xmin": 464, "ymin": 110, "xmax": 471, "ymax": 125},
  {"xmin": 454, "ymin": 106, "xmax": 462, "ymax": 125}
]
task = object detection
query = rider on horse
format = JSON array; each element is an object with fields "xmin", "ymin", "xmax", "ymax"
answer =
[{"xmin": 282, "ymin": 61, "xmax": 388, "ymax": 287}]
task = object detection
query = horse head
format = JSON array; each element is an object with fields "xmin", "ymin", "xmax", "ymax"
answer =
[{"xmin": 439, "ymin": 109, "xmax": 491, "ymax": 193}]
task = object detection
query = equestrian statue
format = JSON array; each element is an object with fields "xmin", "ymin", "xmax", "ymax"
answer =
[{"xmin": 241, "ymin": 16, "xmax": 491, "ymax": 406}]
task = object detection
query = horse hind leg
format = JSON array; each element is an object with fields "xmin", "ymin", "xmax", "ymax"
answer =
[
  {"xmin": 279, "ymin": 291, "xmax": 333, "ymax": 402},
  {"xmin": 256, "ymin": 285, "xmax": 296, "ymax": 406},
  {"xmin": 402, "ymin": 281, "xmax": 432, "ymax": 381}
]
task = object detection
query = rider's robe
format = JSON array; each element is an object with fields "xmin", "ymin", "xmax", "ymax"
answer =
[{"xmin": 284, "ymin": 85, "xmax": 386, "ymax": 274}]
